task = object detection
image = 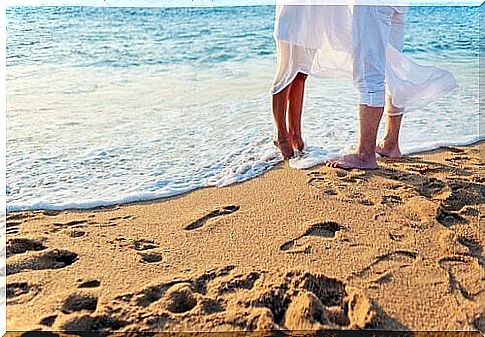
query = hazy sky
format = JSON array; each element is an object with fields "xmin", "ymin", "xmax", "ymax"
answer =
[{"xmin": 5, "ymin": 0, "xmax": 484, "ymax": 6}]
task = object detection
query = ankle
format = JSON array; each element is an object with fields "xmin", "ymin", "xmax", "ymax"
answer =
[
  {"xmin": 356, "ymin": 148, "xmax": 377, "ymax": 161},
  {"xmin": 379, "ymin": 137, "xmax": 399, "ymax": 149},
  {"xmin": 276, "ymin": 130, "xmax": 289, "ymax": 140},
  {"xmin": 288, "ymin": 132, "xmax": 304, "ymax": 149},
  {"xmin": 288, "ymin": 130, "xmax": 301, "ymax": 140}
]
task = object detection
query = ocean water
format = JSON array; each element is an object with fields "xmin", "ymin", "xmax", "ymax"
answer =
[{"xmin": 6, "ymin": 5, "xmax": 482, "ymax": 211}]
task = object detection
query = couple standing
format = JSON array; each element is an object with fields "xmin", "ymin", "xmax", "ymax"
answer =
[{"xmin": 270, "ymin": 4, "xmax": 457, "ymax": 169}]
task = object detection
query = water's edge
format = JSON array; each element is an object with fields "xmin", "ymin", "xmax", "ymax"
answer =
[{"xmin": 7, "ymin": 137, "xmax": 483, "ymax": 213}]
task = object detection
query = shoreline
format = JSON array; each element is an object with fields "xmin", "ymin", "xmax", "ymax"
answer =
[
  {"xmin": 6, "ymin": 138, "xmax": 484, "ymax": 214},
  {"xmin": 6, "ymin": 141, "xmax": 484, "ymax": 332}
]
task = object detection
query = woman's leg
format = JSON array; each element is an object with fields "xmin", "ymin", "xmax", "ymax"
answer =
[
  {"xmin": 272, "ymin": 85, "xmax": 293, "ymax": 159},
  {"xmin": 287, "ymin": 72, "xmax": 308, "ymax": 152}
]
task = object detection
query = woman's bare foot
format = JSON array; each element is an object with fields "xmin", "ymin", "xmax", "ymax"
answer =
[
  {"xmin": 376, "ymin": 141, "xmax": 402, "ymax": 159},
  {"xmin": 289, "ymin": 134, "xmax": 305, "ymax": 152},
  {"xmin": 326, "ymin": 153, "xmax": 378, "ymax": 170},
  {"xmin": 273, "ymin": 135, "xmax": 294, "ymax": 159}
]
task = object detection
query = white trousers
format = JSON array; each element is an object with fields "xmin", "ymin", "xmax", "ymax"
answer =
[
  {"xmin": 352, "ymin": 6, "xmax": 407, "ymax": 109},
  {"xmin": 271, "ymin": 5, "xmax": 457, "ymax": 112}
]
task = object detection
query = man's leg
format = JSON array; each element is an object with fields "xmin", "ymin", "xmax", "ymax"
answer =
[
  {"xmin": 327, "ymin": 104, "xmax": 383, "ymax": 169},
  {"xmin": 287, "ymin": 72, "xmax": 308, "ymax": 152},
  {"xmin": 376, "ymin": 95, "xmax": 403, "ymax": 158},
  {"xmin": 327, "ymin": 5, "xmax": 393, "ymax": 170},
  {"xmin": 377, "ymin": 9, "xmax": 406, "ymax": 159}
]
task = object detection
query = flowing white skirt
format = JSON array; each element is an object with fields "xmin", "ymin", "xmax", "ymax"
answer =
[{"xmin": 270, "ymin": 5, "xmax": 457, "ymax": 112}]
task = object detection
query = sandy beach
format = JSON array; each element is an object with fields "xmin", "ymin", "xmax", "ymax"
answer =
[{"xmin": 6, "ymin": 142, "xmax": 484, "ymax": 333}]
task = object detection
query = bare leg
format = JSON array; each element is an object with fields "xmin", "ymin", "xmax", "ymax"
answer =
[
  {"xmin": 287, "ymin": 72, "xmax": 307, "ymax": 152},
  {"xmin": 376, "ymin": 96, "xmax": 403, "ymax": 158},
  {"xmin": 272, "ymin": 86, "xmax": 293, "ymax": 159},
  {"xmin": 327, "ymin": 104, "xmax": 383, "ymax": 170}
]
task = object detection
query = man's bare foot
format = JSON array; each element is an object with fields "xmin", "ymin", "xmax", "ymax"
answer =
[
  {"xmin": 376, "ymin": 141, "xmax": 402, "ymax": 159},
  {"xmin": 273, "ymin": 135, "xmax": 294, "ymax": 159},
  {"xmin": 326, "ymin": 153, "xmax": 378, "ymax": 170}
]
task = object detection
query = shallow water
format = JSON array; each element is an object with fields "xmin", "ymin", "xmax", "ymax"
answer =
[{"xmin": 6, "ymin": 6, "xmax": 482, "ymax": 211}]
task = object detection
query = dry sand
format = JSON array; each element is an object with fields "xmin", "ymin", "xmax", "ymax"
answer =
[{"xmin": 6, "ymin": 142, "xmax": 484, "ymax": 334}]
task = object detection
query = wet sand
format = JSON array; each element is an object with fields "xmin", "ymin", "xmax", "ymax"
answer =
[{"xmin": 6, "ymin": 142, "xmax": 484, "ymax": 333}]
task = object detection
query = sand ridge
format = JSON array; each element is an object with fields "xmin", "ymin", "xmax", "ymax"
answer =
[{"xmin": 6, "ymin": 143, "xmax": 484, "ymax": 333}]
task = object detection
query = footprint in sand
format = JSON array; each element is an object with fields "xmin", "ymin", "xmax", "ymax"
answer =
[
  {"xmin": 115, "ymin": 265, "xmax": 235, "ymax": 308},
  {"xmin": 351, "ymin": 250, "xmax": 418, "ymax": 285},
  {"xmin": 439, "ymin": 256, "xmax": 484, "ymax": 301},
  {"xmin": 39, "ymin": 315, "xmax": 58, "ymax": 327},
  {"xmin": 78, "ymin": 279, "xmax": 101, "ymax": 288},
  {"xmin": 307, "ymin": 172, "xmax": 339, "ymax": 196},
  {"xmin": 7, "ymin": 249, "xmax": 79, "ymax": 275},
  {"xmin": 376, "ymin": 168, "xmax": 446, "ymax": 199},
  {"xmin": 129, "ymin": 239, "xmax": 163, "ymax": 263},
  {"xmin": 61, "ymin": 315, "xmax": 128, "ymax": 331},
  {"xmin": 459, "ymin": 206, "xmax": 480, "ymax": 217},
  {"xmin": 185, "ymin": 205, "xmax": 240, "ymax": 231},
  {"xmin": 7, "ymin": 281, "xmax": 41, "ymax": 305},
  {"xmin": 69, "ymin": 230, "xmax": 87, "ymax": 238},
  {"xmin": 307, "ymin": 170, "xmax": 366, "ymax": 186},
  {"xmin": 132, "ymin": 239, "xmax": 158, "ymax": 251},
  {"xmin": 438, "ymin": 232, "xmax": 484, "ymax": 301},
  {"xmin": 198, "ymin": 298, "xmax": 226, "ymax": 315},
  {"xmin": 245, "ymin": 271, "xmax": 376, "ymax": 330},
  {"xmin": 139, "ymin": 252, "xmax": 163, "ymax": 264},
  {"xmin": 164, "ymin": 283, "xmax": 199, "ymax": 313},
  {"xmin": 307, "ymin": 171, "xmax": 373, "ymax": 206},
  {"xmin": 217, "ymin": 272, "xmax": 261, "ymax": 295},
  {"xmin": 431, "ymin": 176, "xmax": 484, "ymax": 229},
  {"xmin": 84, "ymin": 268, "xmax": 377, "ymax": 332},
  {"xmin": 441, "ymin": 179, "xmax": 485, "ymax": 212},
  {"xmin": 280, "ymin": 222, "xmax": 344, "ymax": 253},
  {"xmin": 439, "ymin": 231, "xmax": 483, "ymax": 264},
  {"xmin": 6, "ymin": 238, "xmax": 47, "ymax": 258},
  {"xmin": 436, "ymin": 206, "xmax": 468, "ymax": 227},
  {"xmin": 457, "ymin": 236, "xmax": 484, "ymax": 266},
  {"xmin": 59, "ymin": 267, "xmax": 380, "ymax": 332},
  {"xmin": 62, "ymin": 293, "xmax": 98, "ymax": 314}
]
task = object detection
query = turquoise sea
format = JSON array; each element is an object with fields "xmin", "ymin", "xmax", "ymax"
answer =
[{"xmin": 6, "ymin": 5, "xmax": 482, "ymax": 211}]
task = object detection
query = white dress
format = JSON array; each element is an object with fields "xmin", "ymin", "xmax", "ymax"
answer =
[
  {"xmin": 271, "ymin": 5, "xmax": 353, "ymax": 94},
  {"xmin": 271, "ymin": 5, "xmax": 457, "ymax": 112}
]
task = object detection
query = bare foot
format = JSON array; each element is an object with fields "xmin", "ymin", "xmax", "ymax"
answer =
[
  {"xmin": 289, "ymin": 134, "xmax": 305, "ymax": 152},
  {"xmin": 326, "ymin": 153, "xmax": 378, "ymax": 170},
  {"xmin": 376, "ymin": 141, "xmax": 402, "ymax": 159},
  {"xmin": 273, "ymin": 135, "xmax": 294, "ymax": 160}
]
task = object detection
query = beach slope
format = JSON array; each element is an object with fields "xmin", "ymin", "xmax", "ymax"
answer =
[{"xmin": 6, "ymin": 143, "xmax": 484, "ymax": 333}]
